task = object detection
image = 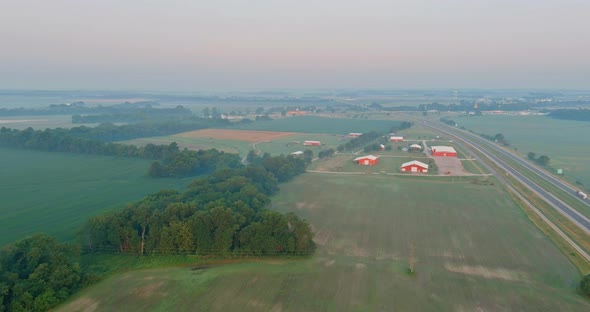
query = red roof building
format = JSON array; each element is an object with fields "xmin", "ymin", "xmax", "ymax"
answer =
[
  {"xmin": 303, "ymin": 140, "xmax": 321, "ymax": 146},
  {"xmin": 390, "ymin": 136, "xmax": 404, "ymax": 142},
  {"xmin": 354, "ymin": 155, "xmax": 379, "ymax": 166},
  {"xmin": 431, "ymin": 146, "xmax": 457, "ymax": 157},
  {"xmin": 400, "ymin": 160, "xmax": 429, "ymax": 173},
  {"xmin": 348, "ymin": 133, "xmax": 363, "ymax": 138}
]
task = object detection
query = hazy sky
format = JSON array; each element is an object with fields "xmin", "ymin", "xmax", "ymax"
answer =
[{"xmin": 1, "ymin": 0, "xmax": 589, "ymax": 91}]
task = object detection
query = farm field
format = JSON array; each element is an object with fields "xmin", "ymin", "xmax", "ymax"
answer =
[
  {"xmin": 453, "ymin": 115, "xmax": 590, "ymax": 188},
  {"xmin": 0, "ymin": 149, "xmax": 192, "ymax": 246},
  {"xmin": 0, "ymin": 115, "xmax": 100, "ymax": 130},
  {"xmin": 230, "ymin": 115, "xmax": 400, "ymax": 134},
  {"xmin": 122, "ymin": 132, "xmax": 344, "ymax": 157},
  {"xmin": 175, "ymin": 128, "xmax": 296, "ymax": 142},
  {"xmin": 121, "ymin": 136, "xmax": 254, "ymax": 155},
  {"xmin": 59, "ymin": 174, "xmax": 590, "ymax": 311}
]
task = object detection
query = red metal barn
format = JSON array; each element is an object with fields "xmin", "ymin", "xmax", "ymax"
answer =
[
  {"xmin": 303, "ymin": 140, "xmax": 321, "ymax": 146},
  {"xmin": 431, "ymin": 146, "xmax": 457, "ymax": 157},
  {"xmin": 400, "ymin": 160, "xmax": 429, "ymax": 173},
  {"xmin": 348, "ymin": 133, "xmax": 362, "ymax": 138},
  {"xmin": 390, "ymin": 136, "xmax": 404, "ymax": 142},
  {"xmin": 354, "ymin": 155, "xmax": 379, "ymax": 166}
]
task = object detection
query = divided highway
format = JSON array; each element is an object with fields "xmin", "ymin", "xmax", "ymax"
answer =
[
  {"xmin": 460, "ymin": 129, "xmax": 590, "ymax": 206},
  {"xmin": 423, "ymin": 121, "xmax": 590, "ymax": 236}
]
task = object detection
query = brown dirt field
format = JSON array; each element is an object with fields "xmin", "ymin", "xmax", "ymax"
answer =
[{"xmin": 174, "ymin": 128, "xmax": 296, "ymax": 142}]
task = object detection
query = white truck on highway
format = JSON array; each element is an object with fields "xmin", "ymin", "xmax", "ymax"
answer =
[{"xmin": 577, "ymin": 191, "xmax": 588, "ymax": 200}]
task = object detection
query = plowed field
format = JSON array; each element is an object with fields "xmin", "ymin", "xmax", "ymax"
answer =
[{"xmin": 174, "ymin": 129, "xmax": 296, "ymax": 142}]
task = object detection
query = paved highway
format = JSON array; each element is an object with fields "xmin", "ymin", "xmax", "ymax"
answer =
[
  {"xmin": 423, "ymin": 121, "xmax": 590, "ymax": 235},
  {"xmin": 449, "ymin": 126, "xmax": 590, "ymax": 207}
]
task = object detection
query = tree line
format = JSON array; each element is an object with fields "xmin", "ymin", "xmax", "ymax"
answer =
[
  {"xmin": 72, "ymin": 105, "xmax": 191, "ymax": 123},
  {"xmin": 527, "ymin": 152, "xmax": 551, "ymax": 166},
  {"xmin": 0, "ymin": 100, "xmax": 166, "ymax": 116},
  {"xmin": 0, "ymin": 127, "xmax": 242, "ymax": 178}
]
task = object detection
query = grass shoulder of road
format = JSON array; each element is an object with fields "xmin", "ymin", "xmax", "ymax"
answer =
[{"xmin": 507, "ymin": 181, "xmax": 590, "ymax": 274}]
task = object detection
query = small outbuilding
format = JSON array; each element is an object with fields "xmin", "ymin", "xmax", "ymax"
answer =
[
  {"xmin": 431, "ymin": 146, "xmax": 457, "ymax": 157},
  {"xmin": 354, "ymin": 155, "xmax": 379, "ymax": 166},
  {"xmin": 400, "ymin": 160, "xmax": 429, "ymax": 173},
  {"xmin": 291, "ymin": 151, "xmax": 304, "ymax": 155},
  {"xmin": 348, "ymin": 133, "xmax": 363, "ymax": 138},
  {"xmin": 303, "ymin": 140, "xmax": 321, "ymax": 146},
  {"xmin": 390, "ymin": 136, "xmax": 404, "ymax": 142}
]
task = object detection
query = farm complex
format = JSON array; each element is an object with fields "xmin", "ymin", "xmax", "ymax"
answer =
[{"xmin": 3, "ymin": 108, "xmax": 590, "ymax": 312}]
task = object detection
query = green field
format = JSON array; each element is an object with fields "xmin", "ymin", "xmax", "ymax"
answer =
[
  {"xmin": 59, "ymin": 174, "xmax": 589, "ymax": 311},
  {"xmin": 230, "ymin": 116, "xmax": 400, "ymax": 134},
  {"xmin": 0, "ymin": 149, "xmax": 192, "ymax": 246},
  {"xmin": 0, "ymin": 115, "xmax": 102, "ymax": 130},
  {"xmin": 122, "ymin": 133, "xmax": 344, "ymax": 157},
  {"xmin": 121, "ymin": 136, "xmax": 253, "ymax": 156},
  {"xmin": 254, "ymin": 133, "xmax": 342, "ymax": 155},
  {"xmin": 453, "ymin": 115, "xmax": 590, "ymax": 187}
]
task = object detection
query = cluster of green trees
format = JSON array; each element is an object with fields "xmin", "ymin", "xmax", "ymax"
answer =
[
  {"xmin": 580, "ymin": 274, "xmax": 590, "ymax": 297},
  {"xmin": 548, "ymin": 109, "xmax": 590, "ymax": 122},
  {"xmin": 72, "ymin": 105, "xmax": 192, "ymax": 123},
  {"xmin": 83, "ymin": 164, "xmax": 315, "ymax": 257},
  {"xmin": 391, "ymin": 121, "xmax": 413, "ymax": 133},
  {"xmin": 527, "ymin": 152, "xmax": 551, "ymax": 166},
  {"xmin": 440, "ymin": 118, "xmax": 457, "ymax": 127},
  {"xmin": 0, "ymin": 235, "xmax": 89, "ymax": 311},
  {"xmin": 148, "ymin": 148, "xmax": 242, "ymax": 177},
  {"xmin": 480, "ymin": 133, "xmax": 510, "ymax": 146},
  {"xmin": 318, "ymin": 149, "xmax": 335, "ymax": 158},
  {"xmin": 364, "ymin": 143, "xmax": 390, "ymax": 153},
  {"xmin": 336, "ymin": 131, "xmax": 381, "ymax": 152},
  {"xmin": 246, "ymin": 152, "xmax": 308, "ymax": 182}
]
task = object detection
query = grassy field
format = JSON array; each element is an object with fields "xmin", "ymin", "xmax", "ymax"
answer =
[
  {"xmin": 0, "ymin": 115, "xmax": 101, "ymax": 130},
  {"xmin": 59, "ymin": 174, "xmax": 590, "ymax": 311},
  {"xmin": 121, "ymin": 136, "xmax": 253, "ymax": 155},
  {"xmin": 0, "ymin": 149, "xmax": 192, "ymax": 246},
  {"xmin": 230, "ymin": 116, "xmax": 401, "ymax": 134},
  {"xmin": 453, "ymin": 115, "xmax": 590, "ymax": 188},
  {"xmin": 122, "ymin": 133, "xmax": 344, "ymax": 157}
]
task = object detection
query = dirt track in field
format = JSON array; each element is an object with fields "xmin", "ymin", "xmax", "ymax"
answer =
[{"xmin": 174, "ymin": 129, "xmax": 296, "ymax": 142}]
